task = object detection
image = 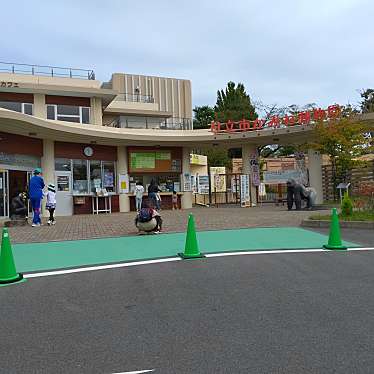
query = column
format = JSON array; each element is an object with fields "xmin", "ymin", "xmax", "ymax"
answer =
[
  {"xmin": 242, "ymin": 143, "xmax": 258, "ymax": 206},
  {"xmin": 41, "ymin": 139, "xmax": 55, "ymax": 217},
  {"xmin": 117, "ymin": 145, "xmax": 130, "ymax": 212},
  {"xmin": 33, "ymin": 94, "xmax": 46, "ymax": 118},
  {"xmin": 181, "ymin": 147, "xmax": 192, "ymax": 209},
  {"xmin": 90, "ymin": 97, "xmax": 103, "ymax": 126},
  {"xmin": 307, "ymin": 149, "xmax": 323, "ymax": 204}
]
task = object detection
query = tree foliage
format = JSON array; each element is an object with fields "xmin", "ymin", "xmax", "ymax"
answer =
[
  {"xmin": 310, "ymin": 117, "xmax": 372, "ymax": 198},
  {"xmin": 193, "ymin": 105, "xmax": 215, "ymax": 129},
  {"xmin": 360, "ymin": 89, "xmax": 374, "ymax": 113},
  {"xmin": 201, "ymin": 147, "xmax": 231, "ymax": 168},
  {"xmin": 215, "ymin": 81, "xmax": 257, "ymax": 122}
]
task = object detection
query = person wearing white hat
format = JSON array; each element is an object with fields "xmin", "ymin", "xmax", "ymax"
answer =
[{"xmin": 45, "ymin": 183, "xmax": 57, "ymax": 225}]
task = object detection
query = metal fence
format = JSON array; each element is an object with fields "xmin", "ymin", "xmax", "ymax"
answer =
[{"xmin": 0, "ymin": 61, "xmax": 95, "ymax": 80}]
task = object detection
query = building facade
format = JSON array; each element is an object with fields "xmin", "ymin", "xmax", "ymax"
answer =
[{"xmin": 0, "ymin": 61, "xmax": 337, "ymax": 218}]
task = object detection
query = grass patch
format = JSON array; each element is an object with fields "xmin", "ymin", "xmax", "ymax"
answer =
[{"xmin": 310, "ymin": 211, "xmax": 374, "ymax": 221}]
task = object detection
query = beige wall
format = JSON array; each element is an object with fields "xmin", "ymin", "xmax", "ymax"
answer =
[
  {"xmin": 90, "ymin": 97, "xmax": 103, "ymax": 126},
  {"xmin": 109, "ymin": 73, "xmax": 192, "ymax": 120}
]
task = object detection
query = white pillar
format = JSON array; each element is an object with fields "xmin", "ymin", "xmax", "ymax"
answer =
[
  {"xmin": 242, "ymin": 144, "xmax": 258, "ymax": 206},
  {"xmin": 41, "ymin": 139, "xmax": 54, "ymax": 217},
  {"xmin": 307, "ymin": 149, "xmax": 324, "ymax": 204},
  {"xmin": 181, "ymin": 147, "xmax": 192, "ymax": 209},
  {"xmin": 117, "ymin": 146, "xmax": 130, "ymax": 212}
]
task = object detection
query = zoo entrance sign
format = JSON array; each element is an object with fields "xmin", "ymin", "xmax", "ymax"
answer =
[{"xmin": 210, "ymin": 104, "xmax": 341, "ymax": 134}]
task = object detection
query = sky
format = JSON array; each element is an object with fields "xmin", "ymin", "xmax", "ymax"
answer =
[{"xmin": 2, "ymin": 0, "xmax": 373, "ymax": 113}]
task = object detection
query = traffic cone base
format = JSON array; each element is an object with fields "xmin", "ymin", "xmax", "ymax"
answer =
[
  {"xmin": 178, "ymin": 252, "xmax": 205, "ymax": 259},
  {"xmin": 323, "ymin": 244, "xmax": 347, "ymax": 251},
  {"xmin": 0, "ymin": 273, "xmax": 23, "ymax": 284}
]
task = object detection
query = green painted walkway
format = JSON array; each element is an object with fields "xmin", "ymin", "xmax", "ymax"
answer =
[{"xmin": 12, "ymin": 227, "xmax": 357, "ymax": 273}]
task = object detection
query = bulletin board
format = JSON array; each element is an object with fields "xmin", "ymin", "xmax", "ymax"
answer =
[{"xmin": 128, "ymin": 147, "xmax": 182, "ymax": 173}]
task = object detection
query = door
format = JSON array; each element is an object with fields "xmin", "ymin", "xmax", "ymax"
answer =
[
  {"xmin": 55, "ymin": 171, "xmax": 73, "ymax": 216},
  {"xmin": 0, "ymin": 170, "xmax": 9, "ymax": 218}
]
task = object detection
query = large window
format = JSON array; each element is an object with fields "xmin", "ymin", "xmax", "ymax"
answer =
[
  {"xmin": 56, "ymin": 159, "xmax": 116, "ymax": 194},
  {"xmin": 0, "ymin": 101, "xmax": 33, "ymax": 115},
  {"xmin": 47, "ymin": 104, "xmax": 90, "ymax": 124},
  {"xmin": 72, "ymin": 160, "xmax": 88, "ymax": 194}
]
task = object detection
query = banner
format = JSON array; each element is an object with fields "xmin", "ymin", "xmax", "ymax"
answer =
[
  {"xmin": 263, "ymin": 170, "xmax": 304, "ymax": 185},
  {"xmin": 118, "ymin": 174, "xmax": 129, "ymax": 193},
  {"xmin": 240, "ymin": 174, "xmax": 250, "ymax": 207}
]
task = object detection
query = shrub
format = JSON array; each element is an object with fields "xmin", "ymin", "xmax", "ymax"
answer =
[{"xmin": 341, "ymin": 192, "xmax": 353, "ymax": 217}]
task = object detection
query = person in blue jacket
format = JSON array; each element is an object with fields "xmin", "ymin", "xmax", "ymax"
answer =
[{"xmin": 28, "ymin": 168, "xmax": 45, "ymax": 226}]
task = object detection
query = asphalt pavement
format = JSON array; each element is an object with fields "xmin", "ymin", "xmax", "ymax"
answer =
[{"xmin": 1, "ymin": 250, "xmax": 374, "ymax": 373}]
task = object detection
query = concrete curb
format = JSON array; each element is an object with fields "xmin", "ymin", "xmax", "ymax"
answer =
[{"xmin": 301, "ymin": 219, "xmax": 374, "ymax": 229}]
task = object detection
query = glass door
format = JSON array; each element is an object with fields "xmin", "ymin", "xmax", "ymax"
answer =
[{"xmin": 0, "ymin": 171, "xmax": 9, "ymax": 218}]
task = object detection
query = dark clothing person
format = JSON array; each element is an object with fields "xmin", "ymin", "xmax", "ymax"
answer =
[
  {"xmin": 148, "ymin": 181, "xmax": 161, "ymax": 210},
  {"xmin": 10, "ymin": 194, "xmax": 27, "ymax": 220}
]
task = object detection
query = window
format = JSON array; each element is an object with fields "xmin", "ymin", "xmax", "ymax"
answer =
[
  {"xmin": 47, "ymin": 104, "xmax": 90, "ymax": 124},
  {"xmin": 55, "ymin": 158, "xmax": 71, "ymax": 171},
  {"xmin": 103, "ymin": 161, "xmax": 115, "ymax": 192},
  {"xmin": 68, "ymin": 159, "xmax": 116, "ymax": 194},
  {"xmin": 73, "ymin": 160, "xmax": 88, "ymax": 194},
  {"xmin": 0, "ymin": 101, "xmax": 33, "ymax": 115},
  {"xmin": 90, "ymin": 160, "xmax": 102, "ymax": 192}
]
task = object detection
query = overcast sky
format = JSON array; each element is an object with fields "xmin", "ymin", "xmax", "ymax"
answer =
[{"xmin": 2, "ymin": 0, "xmax": 373, "ymax": 113}]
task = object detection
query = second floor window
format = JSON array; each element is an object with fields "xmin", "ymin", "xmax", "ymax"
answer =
[
  {"xmin": 0, "ymin": 101, "xmax": 33, "ymax": 115},
  {"xmin": 47, "ymin": 104, "xmax": 90, "ymax": 124}
]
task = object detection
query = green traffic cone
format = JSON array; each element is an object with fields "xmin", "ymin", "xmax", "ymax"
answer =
[
  {"xmin": 0, "ymin": 228, "xmax": 23, "ymax": 284},
  {"xmin": 178, "ymin": 214, "xmax": 205, "ymax": 259},
  {"xmin": 323, "ymin": 208, "xmax": 347, "ymax": 250}
]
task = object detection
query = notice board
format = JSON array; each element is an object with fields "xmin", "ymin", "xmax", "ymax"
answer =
[{"xmin": 128, "ymin": 148, "xmax": 182, "ymax": 173}]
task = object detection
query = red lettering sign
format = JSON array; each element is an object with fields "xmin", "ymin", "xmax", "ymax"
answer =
[{"xmin": 209, "ymin": 105, "xmax": 340, "ymax": 133}]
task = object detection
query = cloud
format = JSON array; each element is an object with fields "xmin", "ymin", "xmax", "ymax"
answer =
[{"xmin": 2, "ymin": 0, "xmax": 373, "ymax": 110}]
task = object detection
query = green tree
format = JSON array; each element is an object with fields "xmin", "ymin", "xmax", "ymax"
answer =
[
  {"xmin": 360, "ymin": 89, "xmax": 374, "ymax": 113},
  {"xmin": 215, "ymin": 81, "xmax": 257, "ymax": 122},
  {"xmin": 310, "ymin": 117, "xmax": 372, "ymax": 199},
  {"xmin": 202, "ymin": 148, "xmax": 231, "ymax": 168},
  {"xmin": 193, "ymin": 105, "xmax": 215, "ymax": 129}
]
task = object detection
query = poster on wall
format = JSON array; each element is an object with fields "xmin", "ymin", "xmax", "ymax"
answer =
[
  {"xmin": 104, "ymin": 172, "xmax": 114, "ymax": 187},
  {"xmin": 191, "ymin": 175, "xmax": 197, "ymax": 193},
  {"xmin": 198, "ymin": 175, "xmax": 209, "ymax": 194},
  {"xmin": 183, "ymin": 173, "xmax": 192, "ymax": 192},
  {"xmin": 118, "ymin": 174, "xmax": 129, "ymax": 193},
  {"xmin": 210, "ymin": 167, "xmax": 226, "ymax": 192},
  {"xmin": 240, "ymin": 174, "xmax": 250, "ymax": 207}
]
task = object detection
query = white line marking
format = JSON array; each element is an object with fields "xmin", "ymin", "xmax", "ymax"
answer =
[
  {"xmin": 23, "ymin": 247, "xmax": 374, "ymax": 279},
  {"xmin": 24, "ymin": 258, "xmax": 180, "ymax": 279},
  {"xmin": 112, "ymin": 370, "xmax": 154, "ymax": 374}
]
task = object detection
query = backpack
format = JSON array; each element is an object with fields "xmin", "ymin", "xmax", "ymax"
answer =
[{"xmin": 138, "ymin": 208, "xmax": 152, "ymax": 222}]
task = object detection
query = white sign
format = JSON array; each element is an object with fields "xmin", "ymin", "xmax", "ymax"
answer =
[
  {"xmin": 259, "ymin": 183, "xmax": 266, "ymax": 197},
  {"xmin": 210, "ymin": 167, "xmax": 226, "ymax": 192},
  {"xmin": 118, "ymin": 174, "xmax": 129, "ymax": 193},
  {"xmin": 198, "ymin": 175, "xmax": 209, "ymax": 194},
  {"xmin": 240, "ymin": 174, "xmax": 250, "ymax": 207},
  {"xmin": 263, "ymin": 170, "xmax": 304, "ymax": 185},
  {"xmin": 183, "ymin": 173, "xmax": 191, "ymax": 192}
]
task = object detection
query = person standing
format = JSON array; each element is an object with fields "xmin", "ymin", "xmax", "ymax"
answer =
[
  {"xmin": 28, "ymin": 168, "xmax": 45, "ymax": 227},
  {"xmin": 134, "ymin": 181, "xmax": 145, "ymax": 212},
  {"xmin": 172, "ymin": 191, "xmax": 178, "ymax": 210},
  {"xmin": 45, "ymin": 183, "xmax": 57, "ymax": 225},
  {"xmin": 148, "ymin": 179, "xmax": 161, "ymax": 210}
]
